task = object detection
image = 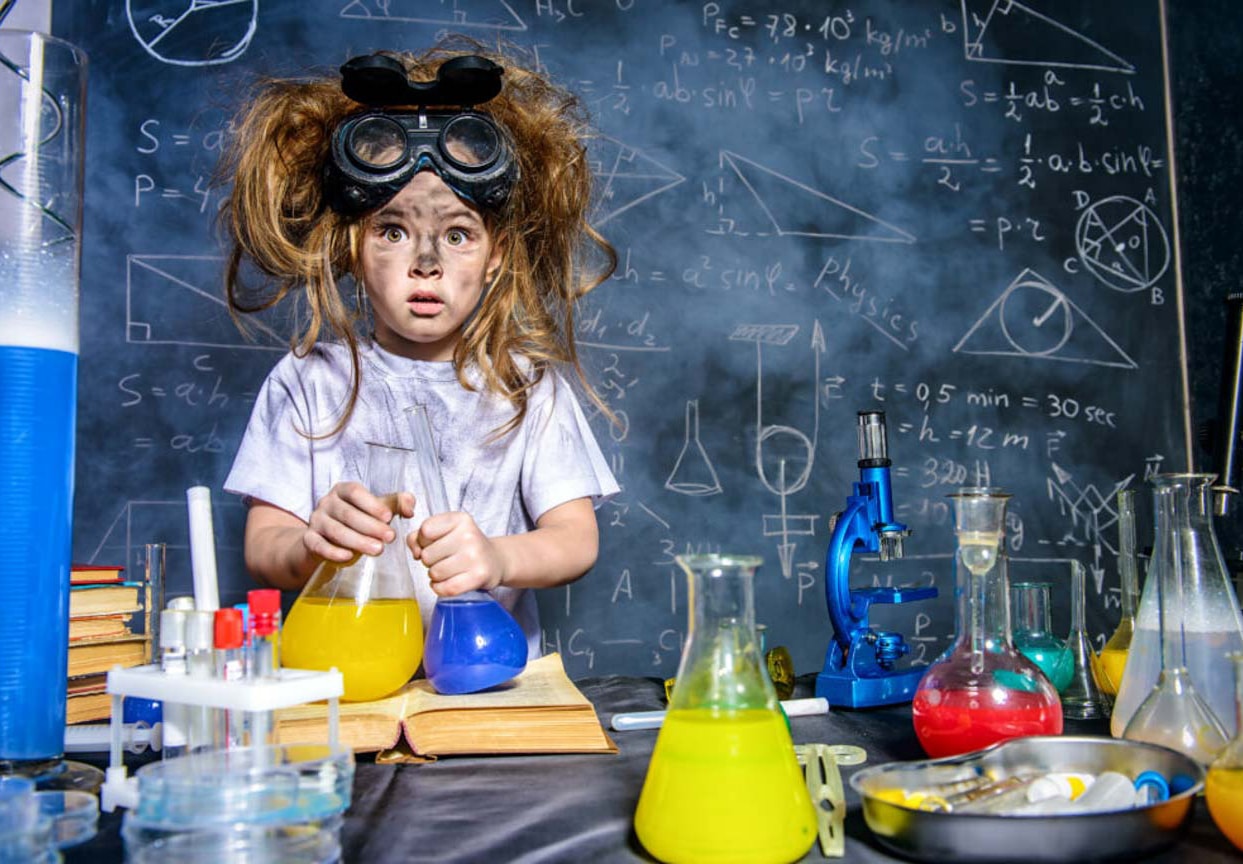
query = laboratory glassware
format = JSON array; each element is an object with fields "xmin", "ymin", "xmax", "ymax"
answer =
[
  {"xmin": 282, "ymin": 441, "xmax": 424, "ymax": 702},
  {"xmin": 634, "ymin": 554, "xmax": 816, "ymax": 863},
  {"xmin": 1112, "ymin": 474, "xmax": 1243, "ymax": 738},
  {"xmin": 1207, "ymin": 653, "xmax": 1243, "ymax": 851},
  {"xmin": 1061, "ymin": 560, "xmax": 1110, "ymax": 720},
  {"xmin": 1122, "ymin": 477, "xmax": 1229, "ymax": 764},
  {"xmin": 1010, "ymin": 581, "xmax": 1073, "ymax": 692},
  {"xmin": 0, "ymin": 30, "xmax": 97, "ymax": 789},
  {"xmin": 912, "ymin": 488, "xmax": 1062, "ymax": 758},
  {"xmin": 408, "ymin": 405, "xmax": 528, "ymax": 695},
  {"xmin": 1097, "ymin": 489, "xmax": 1141, "ymax": 696}
]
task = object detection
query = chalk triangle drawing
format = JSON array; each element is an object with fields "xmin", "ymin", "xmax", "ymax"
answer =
[
  {"xmin": 953, "ymin": 268, "xmax": 1137, "ymax": 369},
  {"xmin": 339, "ymin": 0, "xmax": 526, "ymax": 31},
  {"xmin": 127, "ymin": 255, "xmax": 288, "ymax": 350},
  {"xmin": 961, "ymin": 0, "xmax": 1135, "ymax": 73},
  {"xmin": 720, "ymin": 151, "xmax": 916, "ymax": 244},
  {"xmin": 588, "ymin": 136, "xmax": 686, "ymax": 227},
  {"xmin": 665, "ymin": 400, "xmax": 723, "ymax": 497}
]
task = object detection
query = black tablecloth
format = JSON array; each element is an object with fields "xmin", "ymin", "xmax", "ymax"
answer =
[{"xmin": 65, "ymin": 675, "xmax": 1241, "ymax": 863}]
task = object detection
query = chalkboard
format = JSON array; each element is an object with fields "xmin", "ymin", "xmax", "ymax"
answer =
[{"xmin": 54, "ymin": 0, "xmax": 1193, "ymax": 680}]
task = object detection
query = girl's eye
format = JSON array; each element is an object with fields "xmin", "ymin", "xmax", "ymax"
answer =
[
  {"xmin": 382, "ymin": 225, "xmax": 407, "ymax": 243},
  {"xmin": 445, "ymin": 228, "xmax": 467, "ymax": 246}
]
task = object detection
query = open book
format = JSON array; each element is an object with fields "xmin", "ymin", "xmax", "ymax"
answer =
[{"xmin": 275, "ymin": 652, "xmax": 617, "ymax": 759}]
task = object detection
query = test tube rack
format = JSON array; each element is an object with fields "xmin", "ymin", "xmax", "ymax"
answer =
[{"xmin": 100, "ymin": 664, "xmax": 344, "ymax": 812}]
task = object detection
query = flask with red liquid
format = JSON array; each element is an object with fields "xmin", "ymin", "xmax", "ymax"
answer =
[{"xmin": 912, "ymin": 488, "xmax": 1062, "ymax": 757}]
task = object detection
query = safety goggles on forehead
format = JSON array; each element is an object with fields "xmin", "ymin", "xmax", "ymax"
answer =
[{"xmin": 323, "ymin": 53, "xmax": 518, "ymax": 217}]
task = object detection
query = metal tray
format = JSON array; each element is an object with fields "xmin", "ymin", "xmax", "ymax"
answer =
[{"xmin": 849, "ymin": 735, "xmax": 1205, "ymax": 863}]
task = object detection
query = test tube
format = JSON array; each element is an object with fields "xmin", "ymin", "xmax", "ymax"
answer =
[
  {"xmin": 214, "ymin": 609, "xmax": 246, "ymax": 749},
  {"xmin": 247, "ymin": 590, "xmax": 282, "ymax": 755},
  {"xmin": 159, "ymin": 609, "xmax": 188, "ymax": 759},
  {"xmin": 185, "ymin": 611, "xmax": 216, "ymax": 753}
]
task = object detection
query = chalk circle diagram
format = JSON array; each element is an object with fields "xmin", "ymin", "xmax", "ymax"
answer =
[
  {"xmin": 720, "ymin": 151, "xmax": 915, "ymax": 243},
  {"xmin": 340, "ymin": 0, "xmax": 526, "ymax": 30},
  {"xmin": 1075, "ymin": 196, "xmax": 1170, "ymax": 293},
  {"xmin": 961, "ymin": 0, "xmax": 1135, "ymax": 73},
  {"xmin": 127, "ymin": 1, "xmax": 257, "ymax": 66},
  {"xmin": 954, "ymin": 268, "xmax": 1138, "ymax": 369},
  {"xmin": 588, "ymin": 136, "xmax": 686, "ymax": 227}
]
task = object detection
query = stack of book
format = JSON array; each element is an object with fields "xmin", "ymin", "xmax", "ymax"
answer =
[{"xmin": 66, "ymin": 564, "xmax": 149, "ymax": 723}]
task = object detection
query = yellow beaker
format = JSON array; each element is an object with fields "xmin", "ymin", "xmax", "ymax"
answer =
[
  {"xmin": 281, "ymin": 442, "xmax": 423, "ymax": 702},
  {"xmin": 634, "ymin": 554, "xmax": 816, "ymax": 864},
  {"xmin": 1096, "ymin": 489, "xmax": 1140, "ymax": 696}
]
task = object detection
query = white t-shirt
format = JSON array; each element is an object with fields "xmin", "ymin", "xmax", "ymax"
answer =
[{"xmin": 224, "ymin": 341, "xmax": 620, "ymax": 658}]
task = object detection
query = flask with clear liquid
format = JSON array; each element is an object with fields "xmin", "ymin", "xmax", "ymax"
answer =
[
  {"xmin": 634, "ymin": 554, "xmax": 816, "ymax": 864},
  {"xmin": 1097, "ymin": 489, "xmax": 1140, "ymax": 696},
  {"xmin": 912, "ymin": 488, "xmax": 1062, "ymax": 757},
  {"xmin": 1111, "ymin": 474, "xmax": 1243, "ymax": 739},
  {"xmin": 282, "ymin": 441, "xmax": 424, "ymax": 702}
]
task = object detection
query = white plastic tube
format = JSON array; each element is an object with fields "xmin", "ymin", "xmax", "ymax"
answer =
[
  {"xmin": 611, "ymin": 697, "xmax": 829, "ymax": 731},
  {"xmin": 186, "ymin": 486, "xmax": 220, "ymax": 611}
]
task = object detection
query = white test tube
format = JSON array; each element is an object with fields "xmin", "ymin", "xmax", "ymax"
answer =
[
  {"xmin": 159, "ymin": 609, "xmax": 189, "ymax": 759},
  {"xmin": 186, "ymin": 486, "xmax": 220, "ymax": 612}
]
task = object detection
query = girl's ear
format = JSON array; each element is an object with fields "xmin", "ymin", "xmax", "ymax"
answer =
[{"xmin": 485, "ymin": 241, "xmax": 504, "ymax": 283}]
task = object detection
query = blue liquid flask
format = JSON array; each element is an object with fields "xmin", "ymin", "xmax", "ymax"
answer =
[
  {"xmin": 423, "ymin": 592, "xmax": 528, "ymax": 695},
  {"xmin": 0, "ymin": 31, "xmax": 88, "ymax": 771}
]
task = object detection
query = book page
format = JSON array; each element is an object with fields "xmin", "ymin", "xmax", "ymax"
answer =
[{"xmin": 402, "ymin": 654, "xmax": 587, "ymax": 717}]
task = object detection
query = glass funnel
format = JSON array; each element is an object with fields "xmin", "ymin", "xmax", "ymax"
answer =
[
  {"xmin": 1207, "ymin": 653, "xmax": 1243, "ymax": 852},
  {"xmin": 1112, "ymin": 474, "xmax": 1243, "ymax": 739},
  {"xmin": 407, "ymin": 405, "xmax": 528, "ymax": 695},
  {"xmin": 1097, "ymin": 489, "xmax": 1140, "ymax": 696},
  {"xmin": 281, "ymin": 441, "xmax": 424, "ymax": 702},
  {"xmin": 1122, "ymin": 477, "xmax": 1229, "ymax": 764},
  {"xmin": 634, "ymin": 555, "xmax": 816, "ymax": 864},
  {"xmin": 912, "ymin": 488, "xmax": 1062, "ymax": 758},
  {"xmin": 1011, "ymin": 581, "xmax": 1072, "ymax": 692}
]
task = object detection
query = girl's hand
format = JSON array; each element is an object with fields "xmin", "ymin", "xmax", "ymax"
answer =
[
  {"xmin": 409, "ymin": 512, "xmax": 505, "ymax": 596},
  {"xmin": 305, "ymin": 481, "xmax": 415, "ymax": 562}
]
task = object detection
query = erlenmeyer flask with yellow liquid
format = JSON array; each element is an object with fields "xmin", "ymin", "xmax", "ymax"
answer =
[
  {"xmin": 634, "ymin": 554, "xmax": 815, "ymax": 864},
  {"xmin": 1097, "ymin": 489, "xmax": 1140, "ymax": 697},
  {"xmin": 282, "ymin": 441, "xmax": 424, "ymax": 702}
]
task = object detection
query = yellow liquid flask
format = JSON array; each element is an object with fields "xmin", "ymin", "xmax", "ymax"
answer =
[
  {"xmin": 282, "ymin": 442, "xmax": 424, "ymax": 702},
  {"xmin": 1097, "ymin": 489, "xmax": 1140, "ymax": 696},
  {"xmin": 634, "ymin": 554, "xmax": 816, "ymax": 864},
  {"xmin": 1208, "ymin": 653, "xmax": 1243, "ymax": 851}
]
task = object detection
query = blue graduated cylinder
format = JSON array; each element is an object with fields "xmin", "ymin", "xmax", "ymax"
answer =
[
  {"xmin": 423, "ymin": 593, "xmax": 528, "ymax": 695},
  {"xmin": 816, "ymin": 463, "xmax": 936, "ymax": 708}
]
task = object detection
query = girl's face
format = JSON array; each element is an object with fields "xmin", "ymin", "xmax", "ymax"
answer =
[{"xmin": 360, "ymin": 171, "xmax": 502, "ymax": 361}]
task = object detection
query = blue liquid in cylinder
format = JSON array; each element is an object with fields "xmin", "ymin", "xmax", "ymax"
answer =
[
  {"xmin": 0, "ymin": 345, "xmax": 77, "ymax": 762},
  {"xmin": 423, "ymin": 598, "xmax": 528, "ymax": 695}
]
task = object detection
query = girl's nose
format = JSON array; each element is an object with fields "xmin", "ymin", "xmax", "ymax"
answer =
[{"xmin": 409, "ymin": 235, "xmax": 442, "ymax": 278}]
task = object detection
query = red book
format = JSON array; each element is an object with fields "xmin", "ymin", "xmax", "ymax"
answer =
[{"xmin": 70, "ymin": 564, "xmax": 125, "ymax": 585}]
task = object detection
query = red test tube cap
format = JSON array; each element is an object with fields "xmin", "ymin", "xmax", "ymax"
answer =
[
  {"xmin": 248, "ymin": 589, "xmax": 280, "ymax": 614},
  {"xmin": 214, "ymin": 608, "xmax": 244, "ymax": 650}
]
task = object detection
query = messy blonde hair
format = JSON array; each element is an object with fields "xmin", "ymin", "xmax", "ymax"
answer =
[{"xmin": 216, "ymin": 36, "xmax": 616, "ymax": 437}]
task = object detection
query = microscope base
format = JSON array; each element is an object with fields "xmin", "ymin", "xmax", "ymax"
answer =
[{"xmin": 815, "ymin": 666, "xmax": 926, "ymax": 709}]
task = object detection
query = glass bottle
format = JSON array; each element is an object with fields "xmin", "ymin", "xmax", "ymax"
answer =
[
  {"xmin": 912, "ymin": 488, "xmax": 1062, "ymax": 758},
  {"xmin": 1097, "ymin": 489, "xmax": 1140, "ymax": 696},
  {"xmin": 1122, "ymin": 476, "xmax": 1229, "ymax": 764},
  {"xmin": 1011, "ymin": 581, "xmax": 1073, "ymax": 692},
  {"xmin": 634, "ymin": 555, "xmax": 816, "ymax": 864},
  {"xmin": 405, "ymin": 405, "xmax": 528, "ymax": 695},
  {"xmin": 281, "ymin": 441, "xmax": 424, "ymax": 702},
  {"xmin": 1061, "ymin": 560, "xmax": 1111, "ymax": 720},
  {"xmin": 1111, "ymin": 474, "xmax": 1243, "ymax": 739},
  {"xmin": 1207, "ymin": 653, "xmax": 1243, "ymax": 852}
]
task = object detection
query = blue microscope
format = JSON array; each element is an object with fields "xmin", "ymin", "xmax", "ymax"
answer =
[{"xmin": 816, "ymin": 410, "xmax": 936, "ymax": 708}]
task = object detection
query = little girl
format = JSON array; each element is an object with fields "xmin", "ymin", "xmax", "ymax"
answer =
[{"xmin": 219, "ymin": 40, "xmax": 619, "ymax": 658}]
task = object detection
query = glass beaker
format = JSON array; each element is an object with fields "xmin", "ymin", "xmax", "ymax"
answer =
[
  {"xmin": 405, "ymin": 404, "xmax": 528, "ymax": 694},
  {"xmin": 1112, "ymin": 474, "xmax": 1243, "ymax": 739},
  {"xmin": 1122, "ymin": 477, "xmax": 1229, "ymax": 764},
  {"xmin": 1097, "ymin": 489, "xmax": 1140, "ymax": 696},
  {"xmin": 1207, "ymin": 654, "xmax": 1243, "ymax": 852},
  {"xmin": 912, "ymin": 489, "xmax": 1062, "ymax": 758},
  {"xmin": 281, "ymin": 442, "xmax": 423, "ymax": 702},
  {"xmin": 0, "ymin": 30, "xmax": 98, "ymax": 789},
  {"xmin": 1011, "ymin": 581, "xmax": 1073, "ymax": 692},
  {"xmin": 634, "ymin": 555, "xmax": 816, "ymax": 864}
]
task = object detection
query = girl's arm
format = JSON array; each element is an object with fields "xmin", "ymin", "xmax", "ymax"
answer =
[
  {"xmin": 244, "ymin": 485, "xmax": 415, "ymax": 591},
  {"xmin": 411, "ymin": 497, "xmax": 599, "ymax": 597}
]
